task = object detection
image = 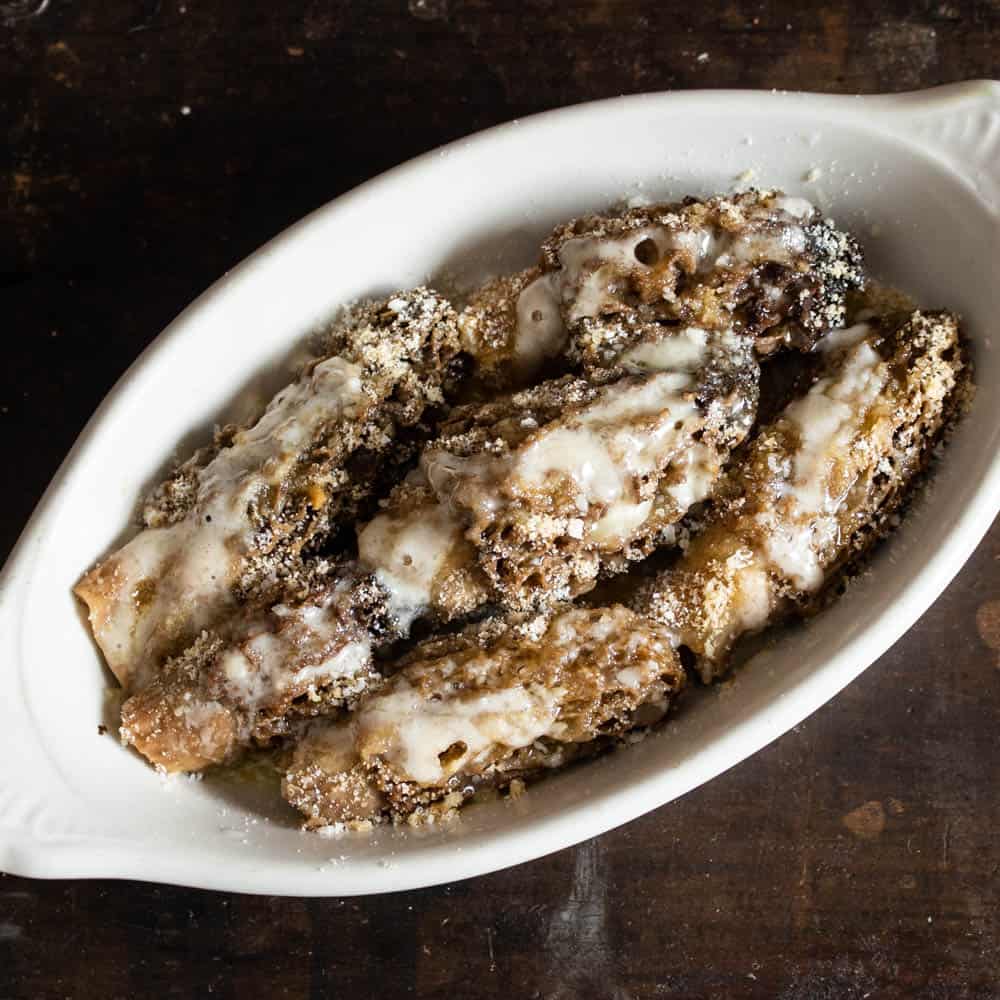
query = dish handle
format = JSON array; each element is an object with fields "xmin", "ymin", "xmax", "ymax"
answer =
[
  {"xmin": 0, "ymin": 579, "xmax": 86, "ymax": 863},
  {"xmin": 874, "ymin": 81, "xmax": 1000, "ymax": 216}
]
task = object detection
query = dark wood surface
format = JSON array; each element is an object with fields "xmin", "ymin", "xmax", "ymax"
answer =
[{"xmin": 2, "ymin": 2, "xmax": 999, "ymax": 997}]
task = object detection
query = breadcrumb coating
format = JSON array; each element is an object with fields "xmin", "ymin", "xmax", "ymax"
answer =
[
  {"xmin": 421, "ymin": 338, "xmax": 758, "ymax": 607},
  {"xmin": 80, "ymin": 189, "xmax": 971, "ymax": 835},
  {"xmin": 76, "ymin": 289, "xmax": 462, "ymax": 690},
  {"xmin": 118, "ymin": 564, "xmax": 388, "ymax": 771},
  {"xmin": 455, "ymin": 190, "xmax": 863, "ymax": 392},
  {"xmin": 135, "ymin": 323, "xmax": 757, "ymax": 773},
  {"xmin": 541, "ymin": 189, "xmax": 864, "ymax": 371},
  {"xmin": 283, "ymin": 309, "xmax": 968, "ymax": 827},
  {"xmin": 282, "ymin": 605, "xmax": 685, "ymax": 827},
  {"xmin": 636, "ymin": 310, "xmax": 968, "ymax": 682}
]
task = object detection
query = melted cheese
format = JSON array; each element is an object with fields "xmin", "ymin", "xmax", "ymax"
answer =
[
  {"xmin": 360, "ymin": 679, "xmax": 562, "ymax": 785},
  {"xmin": 558, "ymin": 226, "xmax": 715, "ymax": 321},
  {"xmin": 556, "ymin": 213, "xmax": 810, "ymax": 322},
  {"xmin": 219, "ymin": 587, "xmax": 373, "ymax": 710},
  {"xmin": 761, "ymin": 339, "xmax": 888, "ymax": 591},
  {"xmin": 729, "ymin": 559, "xmax": 774, "ymax": 635},
  {"xmin": 355, "ymin": 606, "xmax": 669, "ymax": 787},
  {"xmin": 589, "ymin": 499, "xmax": 653, "ymax": 546},
  {"xmin": 513, "ymin": 272, "xmax": 567, "ymax": 369},
  {"xmin": 86, "ymin": 356, "xmax": 367, "ymax": 686},
  {"xmin": 516, "ymin": 426, "xmax": 624, "ymax": 505},
  {"xmin": 665, "ymin": 443, "xmax": 719, "ymax": 511},
  {"xmin": 719, "ymin": 227, "xmax": 807, "ymax": 267},
  {"xmin": 287, "ymin": 640, "xmax": 372, "ymax": 699},
  {"xmin": 357, "ymin": 500, "xmax": 466, "ymax": 629},
  {"xmin": 783, "ymin": 342, "xmax": 885, "ymax": 513},
  {"xmin": 557, "ymin": 228, "xmax": 658, "ymax": 321},
  {"xmin": 513, "ymin": 372, "xmax": 697, "ymax": 511},
  {"xmin": 619, "ymin": 327, "xmax": 711, "ymax": 373},
  {"xmin": 816, "ymin": 322, "xmax": 872, "ymax": 355},
  {"xmin": 763, "ymin": 517, "xmax": 839, "ymax": 592},
  {"xmin": 773, "ymin": 195, "xmax": 816, "ymax": 221}
]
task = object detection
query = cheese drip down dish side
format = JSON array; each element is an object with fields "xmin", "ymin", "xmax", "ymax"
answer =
[
  {"xmin": 279, "ymin": 310, "xmax": 968, "ymax": 827},
  {"xmin": 73, "ymin": 189, "xmax": 972, "ymax": 832}
]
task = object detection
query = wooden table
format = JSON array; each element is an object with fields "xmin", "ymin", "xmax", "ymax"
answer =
[{"xmin": 2, "ymin": 2, "xmax": 998, "ymax": 996}]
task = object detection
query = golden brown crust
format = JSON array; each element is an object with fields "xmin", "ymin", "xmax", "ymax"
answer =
[
  {"xmin": 145, "ymin": 288, "xmax": 464, "ymax": 532},
  {"xmin": 457, "ymin": 267, "xmax": 558, "ymax": 387},
  {"xmin": 74, "ymin": 561, "xmax": 128, "ymax": 685},
  {"xmin": 421, "ymin": 349, "xmax": 758, "ymax": 610},
  {"xmin": 540, "ymin": 189, "xmax": 864, "ymax": 372},
  {"xmin": 637, "ymin": 310, "xmax": 969, "ymax": 682},
  {"xmin": 77, "ymin": 288, "xmax": 464, "ymax": 692},
  {"xmin": 80, "ymin": 188, "xmax": 975, "ymax": 842},
  {"xmin": 119, "ymin": 569, "xmax": 384, "ymax": 772},
  {"xmin": 282, "ymin": 605, "xmax": 685, "ymax": 827}
]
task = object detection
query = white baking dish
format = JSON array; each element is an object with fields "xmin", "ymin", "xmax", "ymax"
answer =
[{"xmin": 1, "ymin": 82, "xmax": 997, "ymax": 895}]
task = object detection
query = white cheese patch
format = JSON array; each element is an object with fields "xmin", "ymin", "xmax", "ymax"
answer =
[
  {"xmin": 760, "ymin": 338, "xmax": 888, "ymax": 592},
  {"xmin": 555, "ymin": 214, "xmax": 809, "ymax": 323},
  {"xmin": 357, "ymin": 500, "xmax": 466, "ymax": 629},
  {"xmin": 782, "ymin": 342, "xmax": 885, "ymax": 514},
  {"xmin": 361, "ymin": 680, "xmax": 562, "ymax": 785},
  {"xmin": 619, "ymin": 327, "xmax": 711, "ymax": 373},
  {"xmin": 816, "ymin": 322, "xmax": 872, "ymax": 355},
  {"xmin": 665, "ymin": 443, "xmax": 719, "ymax": 511},
  {"xmin": 220, "ymin": 588, "xmax": 374, "ymax": 712},
  {"xmin": 773, "ymin": 195, "xmax": 816, "ymax": 220},
  {"xmin": 93, "ymin": 356, "xmax": 367, "ymax": 684},
  {"xmin": 513, "ymin": 272, "xmax": 567, "ymax": 370},
  {"xmin": 589, "ymin": 498, "xmax": 653, "ymax": 546},
  {"xmin": 513, "ymin": 372, "xmax": 697, "ymax": 510}
]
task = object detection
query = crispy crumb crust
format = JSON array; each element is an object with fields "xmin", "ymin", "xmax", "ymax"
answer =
[
  {"xmin": 457, "ymin": 267, "xmax": 550, "ymax": 386},
  {"xmin": 282, "ymin": 605, "xmax": 685, "ymax": 827},
  {"xmin": 144, "ymin": 288, "xmax": 464, "ymax": 534},
  {"xmin": 636, "ymin": 310, "xmax": 969, "ymax": 682},
  {"xmin": 421, "ymin": 352, "xmax": 759, "ymax": 610},
  {"xmin": 453, "ymin": 191, "xmax": 864, "ymax": 393},
  {"xmin": 360, "ymin": 476, "xmax": 493, "ymax": 625},
  {"xmin": 118, "ymin": 566, "xmax": 389, "ymax": 771},
  {"xmin": 77, "ymin": 288, "xmax": 464, "ymax": 689},
  {"xmin": 80, "ymin": 188, "xmax": 975, "ymax": 839},
  {"xmin": 283, "ymin": 310, "xmax": 969, "ymax": 829},
  {"xmin": 125, "ymin": 346, "xmax": 754, "ymax": 771},
  {"xmin": 540, "ymin": 189, "xmax": 864, "ymax": 371},
  {"xmin": 128, "ymin": 310, "xmax": 968, "ymax": 779}
]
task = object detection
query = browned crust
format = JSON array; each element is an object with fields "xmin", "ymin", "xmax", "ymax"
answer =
[
  {"xmin": 637, "ymin": 310, "xmax": 969, "ymax": 683},
  {"xmin": 78, "ymin": 288, "xmax": 464, "ymax": 693},
  {"xmin": 540, "ymin": 189, "xmax": 865, "ymax": 372},
  {"xmin": 282, "ymin": 606, "xmax": 685, "ymax": 827}
]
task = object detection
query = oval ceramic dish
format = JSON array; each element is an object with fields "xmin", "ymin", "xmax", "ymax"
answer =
[{"xmin": 1, "ymin": 83, "xmax": 998, "ymax": 895}]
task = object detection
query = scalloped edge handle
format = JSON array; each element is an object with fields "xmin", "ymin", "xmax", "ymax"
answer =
[
  {"xmin": 0, "ymin": 562, "xmax": 91, "ymax": 852},
  {"xmin": 873, "ymin": 81, "xmax": 1000, "ymax": 216},
  {"xmin": 0, "ymin": 591, "xmax": 56, "ymax": 851}
]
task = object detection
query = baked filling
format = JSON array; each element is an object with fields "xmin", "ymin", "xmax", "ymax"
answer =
[
  {"xmin": 76, "ymin": 289, "xmax": 463, "ymax": 690},
  {"xmin": 75, "ymin": 189, "xmax": 970, "ymax": 830},
  {"xmin": 283, "ymin": 311, "xmax": 967, "ymax": 827}
]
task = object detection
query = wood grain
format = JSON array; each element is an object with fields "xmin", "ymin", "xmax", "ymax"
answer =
[{"xmin": 2, "ymin": 1, "xmax": 999, "ymax": 997}]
